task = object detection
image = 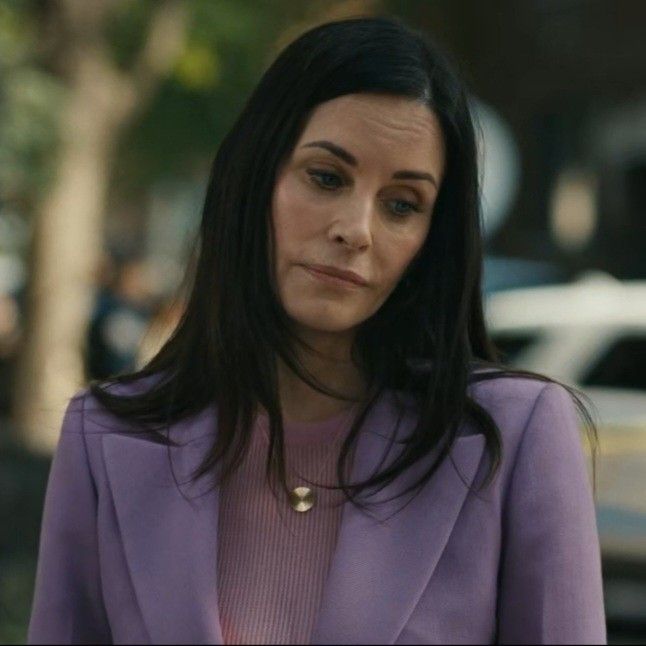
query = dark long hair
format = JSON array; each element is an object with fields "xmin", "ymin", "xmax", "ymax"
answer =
[{"xmin": 88, "ymin": 15, "xmax": 598, "ymax": 516}]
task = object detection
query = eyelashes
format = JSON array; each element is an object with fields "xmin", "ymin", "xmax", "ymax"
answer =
[
  {"xmin": 305, "ymin": 168, "xmax": 423, "ymax": 217},
  {"xmin": 306, "ymin": 168, "xmax": 344, "ymax": 190}
]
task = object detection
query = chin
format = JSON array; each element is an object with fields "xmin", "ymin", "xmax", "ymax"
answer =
[{"xmin": 285, "ymin": 304, "xmax": 364, "ymax": 335}]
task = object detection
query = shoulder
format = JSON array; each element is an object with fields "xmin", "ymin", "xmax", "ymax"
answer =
[
  {"xmin": 65, "ymin": 371, "xmax": 168, "ymax": 437},
  {"xmin": 468, "ymin": 371, "xmax": 563, "ymax": 421},
  {"xmin": 468, "ymin": 370, "xmax": 576, "ymax": 423},
  {"xmin": 65, "ymin": 371, "xmax": 215, "ymax": 445},
  {"xmin": 467, "ymin": 372, "xmax": 582, "ymax": 467}
]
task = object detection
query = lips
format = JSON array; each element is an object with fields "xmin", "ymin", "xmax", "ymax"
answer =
[{"xmin": 303, "ymin": 264, "xmax": 368, "ymax": 287}]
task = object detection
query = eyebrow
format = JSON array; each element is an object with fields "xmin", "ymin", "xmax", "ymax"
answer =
[{"xmin": 300, "ymin": 139, "xmax": 438, "ymax": 189}]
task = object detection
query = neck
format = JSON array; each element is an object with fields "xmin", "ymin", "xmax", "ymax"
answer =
[{"xmin": 275, "ymin": 329, "xmax": 368, "ymax": 423}]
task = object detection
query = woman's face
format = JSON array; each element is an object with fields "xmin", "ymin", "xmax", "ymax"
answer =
[{"xmin": 271, "ymin": 92, "xmax": 446, "ymax": 341}]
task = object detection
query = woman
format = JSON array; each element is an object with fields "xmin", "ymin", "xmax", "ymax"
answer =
[{"xmin": 28, "ymin": 15, "xmax": 606, "ymax": 645}]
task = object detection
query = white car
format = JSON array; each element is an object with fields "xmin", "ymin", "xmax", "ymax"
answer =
[{"xmin": 484, "ymin": 270, "xmax": 646, "ymax": 565}]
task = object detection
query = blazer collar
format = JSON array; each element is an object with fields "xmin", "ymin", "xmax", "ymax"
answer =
[{"xmin": 101, "ymin": 394, "xmax": 486, "ymax": 645}]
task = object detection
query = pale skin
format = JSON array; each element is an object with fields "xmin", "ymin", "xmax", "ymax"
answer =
[{"xmin": 269, "ymin": 93, "xmax": 446, "ymax": 423}]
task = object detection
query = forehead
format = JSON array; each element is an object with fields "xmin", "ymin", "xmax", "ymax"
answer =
[{"xmin": 296, "ymin": 93, "xmax": 445, "ymax": 170}]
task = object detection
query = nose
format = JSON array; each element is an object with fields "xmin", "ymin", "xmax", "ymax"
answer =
[{"xmin": 328, "ymin": 193, "xmax": 373, "ymax": 250}]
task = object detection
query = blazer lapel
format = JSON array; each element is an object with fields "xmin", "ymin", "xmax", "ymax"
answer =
[
  {"xmin": 102, "ymin": 397, "xmax": 485, "ymax": 646},
  {"xmin": 310, "ymin": 421, "xmax": 486, "ymax": 645},
  {"xmin": 102, "ymin": 406, "xmax": 223, "ymax": 645}
]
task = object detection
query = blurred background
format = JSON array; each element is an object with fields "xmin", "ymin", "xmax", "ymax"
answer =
[{"xmin": 1, "ymin": 0, "xmax": 645, "ymax": 642}]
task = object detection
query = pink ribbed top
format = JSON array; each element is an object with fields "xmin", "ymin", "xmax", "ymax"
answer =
[{"xmin": 216, "ymin": 402, "xmax": 362, "ymax": 645}]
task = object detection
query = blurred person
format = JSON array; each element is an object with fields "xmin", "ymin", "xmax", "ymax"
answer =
[
  {"xmin": 85, "ymin": 253, "xmax": 155, "ymax": 381},
  {"xmin": 0, "ymin": 292, "xmax": 21, "ymax": 414},
  {"xmin": 27, "ymin": 16, "xmax": 606, "ymax": 645}
]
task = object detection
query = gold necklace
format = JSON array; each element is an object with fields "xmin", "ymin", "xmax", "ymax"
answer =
[{"xmin": 258, "ymin": 405, "xmax": 358, "ymax": 513}]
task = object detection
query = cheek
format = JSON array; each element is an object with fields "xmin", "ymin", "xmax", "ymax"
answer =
[{"xmin": 272, "ymin": 175, "xmax": 318, "ymax": 256}]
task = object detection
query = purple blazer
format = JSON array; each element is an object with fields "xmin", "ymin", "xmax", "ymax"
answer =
[{"xmin": 27, "ymin": 376, "xmax": 606, "ymax": 644}]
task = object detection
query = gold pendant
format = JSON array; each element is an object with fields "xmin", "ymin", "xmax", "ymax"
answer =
[{"xmin": 289, "ymin": 486, "xmax": 315, "ymax": 512}]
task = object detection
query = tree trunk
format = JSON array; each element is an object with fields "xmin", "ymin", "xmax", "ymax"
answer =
[
  {"xmin": 12, "ymin": 55, "xmax": 123, "ymax": 453},
  {"xmin": 11, "ymin": 0, "xmax": 188, "ymax": 453}
]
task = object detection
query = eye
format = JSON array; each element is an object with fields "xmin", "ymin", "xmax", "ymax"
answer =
[
  {"xmin": 306, "ymin": 168, "xmax": 344, "ymax": 190},
  {"xmin": 386, "ymin": 199, "xmax": 422, "ymax": 217}
]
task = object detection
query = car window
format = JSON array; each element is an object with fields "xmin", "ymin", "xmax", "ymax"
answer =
[
  {"xmin": 582, "ymin": 335, "xmax": 646, "ymax": 390},
  {"xmin": 490, "ymin": 332, "xmax": 539, "ymax": 363}
]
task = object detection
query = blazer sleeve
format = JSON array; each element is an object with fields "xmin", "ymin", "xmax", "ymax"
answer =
[
  {"xmin": 27, "ymin": 392, "xmax": 112, "ymax": 645},
  {"xmin": 496, "ymin": 383, "xmax": 607, "ymax": 645}
]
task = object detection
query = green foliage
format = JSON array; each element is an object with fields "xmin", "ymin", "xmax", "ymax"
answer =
[
  {"xmin": 0, "ymin": 1, "xmax": 31, "ymax": 67},
  {"xmin": 0, "ymin": 1, "xmax": 64, "ymax": 206},
  {"xmin": 174, "ymin": 43, "xmax": 221, "ymax": 91},
  {"xmin": 0, "ymin": 68, "xmax": 64, "ymax": 205},
  {"xmin": 0, "ymin": 0, "xmax": 312, "ymax": 205},
  {"xmin": 105, "ymin": 0, "xmax": 159, "ymax": 71},
  {"xmin": 113, "ymin": 0, "xmax": 311, "ymax": 193}
]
